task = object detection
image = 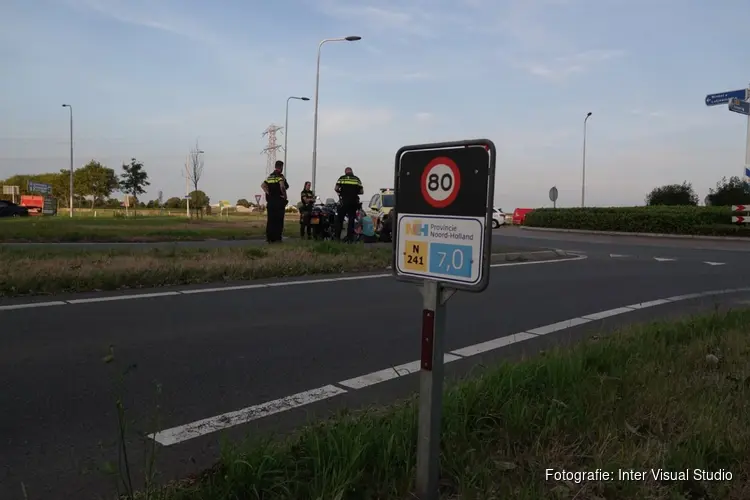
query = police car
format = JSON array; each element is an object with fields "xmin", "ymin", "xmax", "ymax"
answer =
[{"xmin": 366, "ymin": 188, "xmax": 394, "ymax": 232}]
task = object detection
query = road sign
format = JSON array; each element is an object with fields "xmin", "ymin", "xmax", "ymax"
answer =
[
  {"xmin": 420, "ymin": 157, "xmax": 461, "ymax": 208},
  {"xmin": 732, "ymin": 215, "xmax": 750, "ymax": 224},
  {"xmin": 394, "ymin": 140, "xmax": 495, "ymax": 292},
  {"xmin": 705, "ymin": 89, "xmax": 748, "ymax": 106},
  {"xmin": 729, "ymin": 98, "xmax": 750, "ymax": 116},
  {"xmin": 732, "ymin": 205, "xmax": 748, "ymax": 212},
  {"xmin": 549, "ymin": 186, "xmax": 558, "ymax": 207},
  {"xmin": 255, "ymin": 194, "xmax": 262, "ymax": 205},
  {"xmin": 393, "ymin": 138, "xmax": 496, "ymax": 500},
  {"xmin": 27, "ymin": 181, "xmax": 51, "ymax": 194},
  {"xmin": 2, "ymin": 185, "xmax": 19, "ymax": 195}
]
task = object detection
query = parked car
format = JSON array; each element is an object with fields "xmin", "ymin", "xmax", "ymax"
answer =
[
  {"xmin": 0, "ymin": 200, "xmax": 29, "ymax": 218},
  {"xmin": 511, "ymin": 208, "xmax": 534, "ymax": 225},
  {"xmin": 365, "ymin": 188, "xmax": 394, "ymax": 232},
  {"xmin": 491, "ymin": 207, "xmax": 507, "ymax": 228}
]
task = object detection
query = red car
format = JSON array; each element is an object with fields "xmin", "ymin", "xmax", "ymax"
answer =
[{"xmin": 511, "ymin": 208, "xmax": 534, "ymax": 225}]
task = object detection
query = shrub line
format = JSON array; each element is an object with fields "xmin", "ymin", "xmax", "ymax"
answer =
[{"xmin": 521, "ymin": 225, "xmax": 750, "ymax": 241}]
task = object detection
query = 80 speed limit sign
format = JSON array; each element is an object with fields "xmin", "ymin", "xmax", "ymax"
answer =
[{"xmin": 420, "ymin": 157, "xmax": 461, "ymax": 208}]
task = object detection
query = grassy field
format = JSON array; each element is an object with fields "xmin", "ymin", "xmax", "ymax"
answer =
[
  {"xmin": 0, "ymin": 242, "xmax": 391, "ymax": 296},
  {"xmin": 0, "ymin": 214, "xmax": 301, "ymax": 243},
  {"xmin": 126, "ymin": 308, "xmax": 750, "ymax": 500}
]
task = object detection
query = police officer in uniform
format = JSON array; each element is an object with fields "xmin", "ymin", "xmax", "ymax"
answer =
[
  {"xmin": 334, "ymin": 167, "xmax": 363, "ymax": 242},
  {"xmin": 299, "ymin": 181, "xmax": 315, "ymax": 239},
  {"xmin": 260, "ymin": 160, "xmax": 289, "ymax": 243}
]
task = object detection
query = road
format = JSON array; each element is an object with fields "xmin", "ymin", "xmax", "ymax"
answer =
[{"xmin": 2, "ymin": 230, "xmax": 750, "ymax": 499}]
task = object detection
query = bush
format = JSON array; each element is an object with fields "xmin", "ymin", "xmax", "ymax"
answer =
[
  {"xmin": 645, "ymin": 181, "xmax": 698, "ymax": 206},
  {"xmin": 523, "ymin": 206, "xmax": 750, "ymax": 237}
]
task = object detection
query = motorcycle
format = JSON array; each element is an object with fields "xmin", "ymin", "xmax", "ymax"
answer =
[{"xmin": 308, "ymin": 202, "xmax": 338, "ymax": 240}]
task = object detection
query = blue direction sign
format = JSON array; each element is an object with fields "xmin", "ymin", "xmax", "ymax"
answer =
[
  {"xmin": 27, "ymin": 181, "xmax": 51, "ymax": 194},
  {"xmin": 729, "ymin": 98, "xmax": 750, "ymax": 116},
  {"xmin": 705, "ymin": 89, "xmax": 748, "ymax": 106}
]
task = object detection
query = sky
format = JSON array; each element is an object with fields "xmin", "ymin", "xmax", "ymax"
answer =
[{"xmin": 2, "ymin": 0, "xmax": 750, "ymax": 209}]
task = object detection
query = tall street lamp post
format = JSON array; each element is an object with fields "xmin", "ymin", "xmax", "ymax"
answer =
[
  {"xmin": 284, "ymin": 96, "xmax": 310, "ymax": 179},
  {"xmin": 61, "ymin": 104, "xmax": 74, "ymax": 217},
  {"xmin": 311, "ymin": 35, "xmax": 362, "ymax": 193},
  {"xmin": 581, "ymin": 111, "xmax": 592, "ymax": 207}
]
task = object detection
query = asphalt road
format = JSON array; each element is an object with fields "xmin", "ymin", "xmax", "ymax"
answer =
[{"xmin": 2, "ymin": 233, "xmax": 750, "ymax": 498}]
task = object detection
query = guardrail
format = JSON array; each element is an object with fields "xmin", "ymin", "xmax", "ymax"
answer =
[{"xmin": 731, "ymin": 205, "xmax": 750, "ymax": 224}]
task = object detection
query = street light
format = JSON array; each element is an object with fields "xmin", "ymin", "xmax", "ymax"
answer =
[
  {"xmin": 185, "ymin": 149, "xmax": 205, "ymax": 218},
  {"xmin": 284, "ymin": 96, "xmax": 310, "ymax": 178},
  {"xmin": 61, "ymin": 104, "xmax": 73, "ymax": 217},
  {"xmin": 581, "ymin": 111, "xmax": 592, "ymax": 207},
  {"xmin": 311, "ymin": 35, "xmax": 362, "ymax": 193}
]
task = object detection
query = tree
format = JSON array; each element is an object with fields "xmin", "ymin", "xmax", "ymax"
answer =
[
  {"xmin": 186, "ymin": 141, "xmax": 205, "ymax": 219},
  {"xmin": 119, "ymin": 158, "xmax": 150, "ymax": 217},
  {"xmin": 236, "ymin": 198, "xmax": 251, "ymax": 208},
  {"xmin": 645, "ymin": 182, "xmax": 698, "ymax": 206},
  {"xmin": 76, "ymin": 160, "xmax": 119, "ymax": 208},
  {"xmin": 165, "ymin": 197, "xmax": 182, "ymax": 209},
  {"xmin": 706, "ymin": 176, "xmax": 750, "ymax": 207},
  {"xmin": 189, "ymin": 190, "xmax": 210, "ymax": 215}
]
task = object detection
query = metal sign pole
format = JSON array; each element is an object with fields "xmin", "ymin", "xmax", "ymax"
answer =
[{"xmin": 416, "ymin": 280, "xmax": 448, "ymax": 500}]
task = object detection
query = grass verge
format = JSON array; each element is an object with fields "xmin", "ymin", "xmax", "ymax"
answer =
[
  {"xmin": 0, "ymin": 215, "xmax": 300, "ymax": 243},
  {"xmin": 0, "ymin": 242, "xmax": 390, "ymax": 296},
  {"xmin": 150, "ymin": 309, "xmax": 750, "ymax": 499}
]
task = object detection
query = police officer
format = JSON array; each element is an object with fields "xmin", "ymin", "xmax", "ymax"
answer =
[
  {"xmin": 299, "ymin": 181, "xmax": 315, "ymax": 239},
  {"xmin": 334, "ymin": 167, "xmax": 363, "ymax": 242},
  {"xmin": 260, "ymin": 160, "xmax": 289, "ymax": 243}
]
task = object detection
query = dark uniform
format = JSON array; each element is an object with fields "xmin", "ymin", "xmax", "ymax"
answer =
[
  {"xmin": 261, "ymin": 170, "xmax": 289, "ymax": 242},
  {"xmin": 334, "ymin": 170, "xmax": 364, "ymax": 242},
  {"xmin": 299, "ymin": 188, "xmax": 315, "ymax": 239}
]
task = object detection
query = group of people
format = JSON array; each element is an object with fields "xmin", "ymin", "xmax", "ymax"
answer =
[{"xmin": 261, "ymin": 161, "xmax": 375, "ymax": 243}]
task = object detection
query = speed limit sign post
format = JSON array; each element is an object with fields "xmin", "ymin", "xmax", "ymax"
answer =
[{"xmin": 392, "ymin": 139, "xmax": 496, "ymax": 500}]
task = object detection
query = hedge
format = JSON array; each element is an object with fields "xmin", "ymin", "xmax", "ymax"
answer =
[{"xmin": 523, "ymin": 206, "xmax": 750, "ymax": 237}]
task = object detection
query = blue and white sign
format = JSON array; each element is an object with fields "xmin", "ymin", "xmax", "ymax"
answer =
[
  {"xmin": 705, "ymin": 89, "xmax": 748, "ymax": 106},
  {"xmin": 728, "ymin": 98, "xmax": 750, "ymax": 116},
  {"xmin": 27, "ymin": 181, "xmax": 51, "ymax": 194},
  {"xmin": 395, "ymin": 214, "xmax": 485, "ymax": 287}
]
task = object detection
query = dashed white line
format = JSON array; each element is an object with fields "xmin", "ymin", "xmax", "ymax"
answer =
[
  {"xmin": 67, "ymin": 291, "xmax": 182, "ymax": 304},
  {"xmin": 704, "ymin": 261, "xmax": 726, "ymax": 266},
  {"xmin": 0, "ymin": 253, "xmax": 587, "ymax": 312},
  {"xmin": 653, "ymin": 257, "xmax": 676, "ymax": 262},
  {"xmin": 0, "ymin": 301, "xmax": 68, "ymax": 311},
  {"xmin": 150, "ymin": 385, "xmax": 347, "ymax": 446},
  {"xmin": 149, "ymin": 285, "xmax": 750, "ymax": 447}
]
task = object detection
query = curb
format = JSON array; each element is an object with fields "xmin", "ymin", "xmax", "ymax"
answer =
[
  {"xmin": 490, "ymin": 249, "xmax": 569, "ymax": 263},
  {"xmin": 520, "ymin": 226, "xmax": 750, "ymax": 242}
]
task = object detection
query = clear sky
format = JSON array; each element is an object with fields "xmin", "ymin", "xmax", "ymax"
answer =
[{"xmin": 2, "ymin": 0, "xmax": 750, "ymax": 208}]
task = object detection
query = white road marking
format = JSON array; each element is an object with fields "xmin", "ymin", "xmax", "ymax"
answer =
[
  {"xmin": 582, "ymin": 307, "xmax": 633, "ymax": 320},
  {"xmin": 149, "ymin": 285, "xmax": 750, "ymax": 446},
  {"xmin": 653, "ymin": 257, "xmax": 676, "ymax": 262},
  {"xmin": 0, "ymin": 253, "xmax": 587, "ymax": 312},
  {"xmin": 450, "ymin": 333, "xmax": 536, "ymax": 357},
  {"xmin": 150, "ymin": 385, "xmax": 347, "ymax": 446},
  {"xmin": 0, "ymin": 301, "xmax": 67, "ymax": 311},
  {"xmin": 609, "ymin": 253, "xmax": 629, "ymax": 258},
  {"xmin": 67, "ymin": 291, "xmax": 181, "ymax": 304},
  {"xmin": 704, "ymin": 261, "xmax": 726, "ymax": 266},
  {"xmin": 527, "ymin": 317, "xmax": 590, "ymax": 335}
]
